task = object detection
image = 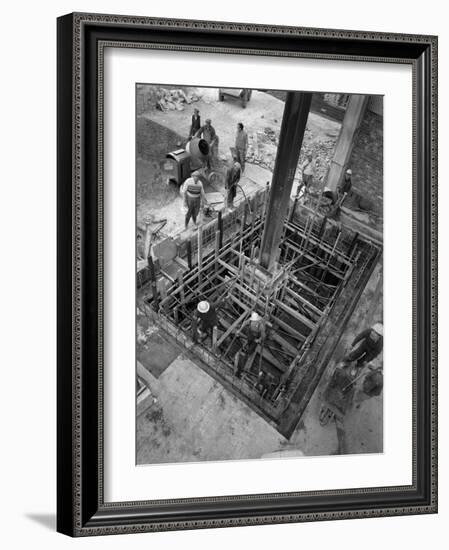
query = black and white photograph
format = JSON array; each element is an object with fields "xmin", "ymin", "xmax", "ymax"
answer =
[
  {"xmin": 135, "ymin": 85, "xmax": 384, "ymax": 465},
  {"xmin": 0, "ymin": 0, "xmax": 443, "ymax": 545}
]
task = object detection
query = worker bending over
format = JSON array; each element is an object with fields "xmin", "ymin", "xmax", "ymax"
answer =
[
  {"xmin": 234, "ymin": 312, "xmax": 271, "ymax": 378},
  {"xmin": 194, "ymin": 118, "xmax": 219, "ymax": 169},
  {"xmin": 344, "ymin": 322, "xmax": 383, "ymax": 368}
]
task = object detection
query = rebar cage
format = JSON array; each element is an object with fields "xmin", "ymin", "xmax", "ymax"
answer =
[{"xmin": 141, "ymin": 199, "xmax": 381, "ymax": 437}]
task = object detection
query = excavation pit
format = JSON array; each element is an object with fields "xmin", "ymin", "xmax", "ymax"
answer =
[{"xmin": 141, "ymin": 199, "xmax": 381, "ymax": 438}]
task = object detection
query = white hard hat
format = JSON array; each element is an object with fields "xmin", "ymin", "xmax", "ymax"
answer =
[
  {"xmin": 346, "ymin": 168, "xmax": 352, "ymax": 175},
  {"xmin": 372, "ymin": 322, "xmax": 383, "ymax": 336},
  {"xmin": 251, "ymin": 312, "xmax": 261, "ymax": 322},
  {"xmin": 197, "ymin": 301, "xmax": 210, "ymax": 314}
]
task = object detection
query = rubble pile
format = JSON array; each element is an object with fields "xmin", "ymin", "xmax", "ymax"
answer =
[
  {"xmin": 245, "ymin": 125, "xmax": 337, "ymax": 187},
  {"xmin": 156, "ymin": 88, "xmax": 201, "ymax": 112},
  {"xmin": 263, "ymin": 126, "xmax": 278, "ymax": 144},
  {"xmin": 297, "ymin": 134, "xmax": 337, "ymax": 187},
  {"xmin": 136, "ymin": 85, "xmax": 202, "ymax": 114}
]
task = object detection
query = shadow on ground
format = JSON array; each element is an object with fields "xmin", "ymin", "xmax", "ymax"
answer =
[{"xmin": 25, "ymin": 513, "xmax": 56, "ymax": 531}]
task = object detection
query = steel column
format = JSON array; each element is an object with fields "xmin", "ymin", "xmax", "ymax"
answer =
[{"xmin": 259, "ymin": 91, "xmax": 312, "ymax": 270}]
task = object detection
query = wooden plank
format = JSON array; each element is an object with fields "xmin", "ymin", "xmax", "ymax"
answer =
[
  {"xmin": 269, "ymin": 331, "xmax": 298, "ymax": 356},
  {"xmin": 177, "ymin": 273, "xmax": 185, "ymax": 304},
  {"xmin": 283, "ymin": 290, "xmax": 321, "ymax": 322},
  {"xmin": 214, "ymin": 231, "xmax": 220, "ymax": 259},
  {"xmin": 274, "ymin": 299, "xmax": 316, "ymax": 330},
  {"xmin": 283, "ymin": 240, "xmax": 346, "ymax": 279},
  {"xmin": 285, "ymin": 221, "xmax": 352, "ymax": 265},
  {"xmin": 272, "ymin": 314, "xmax": 307, "ymax": 342},
  {"xmin": 216, "ymin": 309, "xmax": 249, "ymax": 347},
  {"xmin": 147, "ymin": 256, "xmax": 159, "ymax": 310},
  {"xmin": 197, "ymin": 225, "xmax": 203, "ymax": 284},
  {"xmin": 289, "ymin": 273, "xmax": 328, "ymax": 302},
  {"xmin": 218, "ymin": 210, "xmax": 223, "ymax": 249},
  {"xmin": 227, "ymin": 290, "xmax": 300, "ymax": 356},
  {"xmin": 186, "ymin": 240, "xmax": 192, "ymax": 269},
  {"xmin": 220, "ymin": 316, "xmax": 287, "ymax": 374},
  {"xmin": 170, "ymin": 265, "xmax": 228, "ymax": 307},
  {"xmin": 260, "ymin": 346, "xmax": 288, "ymax": 373},
  {"xmin": 284, "ymin": 285, "xmax": 323, "ymax": 317}
]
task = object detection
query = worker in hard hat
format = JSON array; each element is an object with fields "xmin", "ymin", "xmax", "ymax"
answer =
[
  {"xmin": 196, "ymin": 300, "xmax": 218, "ymax": 341},
  {"xmin": 344, "ymin": 322, "xmax": 383, "ymax": 367},
  {"xmin": 234, "ymin": 312, "xmax": 270, "ymax": 377},
  {"xmin": 245, "ymin": 312, "xmax": 266, "ymax": 354},
  {"xmin": 182, "ymin": 171, "xmax": 208, "ymax": 230},
  {"xmin": 338, "ymin": 168, "xmax": 353, "ymax": 196}
]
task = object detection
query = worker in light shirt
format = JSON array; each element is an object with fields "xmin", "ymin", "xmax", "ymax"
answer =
[
  {"xmin": 298, "ymin": 153, "xmax": 316, "ymax": 197},
  {"xmin": 182, "ymin": 171, "xmax": 208, "ymax": 229}
]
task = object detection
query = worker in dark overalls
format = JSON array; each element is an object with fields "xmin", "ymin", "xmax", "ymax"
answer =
[
  {"xmin": 189, "ymin": 108, "xmax": 201, "ymax": 139},
  {"xmin": 194, "ymin": 118, "xmax": 219, "ymax": 169},
  {"xmin": 196, "ymin": 300, "xmax": 217, "ymax": 340},
  {"xmin": 225, "ymin": 155, "xmax": 241, "ymax": 210},
  {"xmin": 182, "ymin": 171, "xmax": 208, "ymax": 229},
  {"xmin": 338, "ymin": 168, "xmax": 353, "ymax": 197},
  {"xmin": 344, "ymin": 322, "xmax": 383, "ymax": 368}
]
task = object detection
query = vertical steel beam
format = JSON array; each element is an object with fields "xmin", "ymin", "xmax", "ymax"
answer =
[
  {"xmin": 325, "ymin": 94, "xmax": 369, "ymax": 193},
  {"xmin": 259, "ymin": 91, "xmax": 312, "ymax": 270}
]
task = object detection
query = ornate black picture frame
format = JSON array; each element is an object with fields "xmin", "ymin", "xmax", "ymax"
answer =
[{"xmin": 57, "ymin": 12, "xmax": 438, "ymax": 536}]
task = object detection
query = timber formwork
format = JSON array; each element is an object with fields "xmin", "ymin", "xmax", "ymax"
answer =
[{"xmin": 142, "ymin": 201, "xmax": 381, "ymax": 438}]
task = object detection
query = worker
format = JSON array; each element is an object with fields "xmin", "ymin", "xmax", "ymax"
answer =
[
  {"xmin": 196, "ymin": 300, "xmax": 218, "ymax": 340},
  {"xmin": 188, "ymin": 108, "xmax": 201, "ymax": 139},
  {"xmin": 256, "ymin": 370, "xmax": 269, "ymax": 397},
  {"xmin": 194, "ymin": 118, "xmax": 219, "ymax": 168},
  {"xmin": 182, "ymin": 171, "xmax": 208, "ymax": 229},
  {"xmin": 235, "ymin": 122, "xmax": 248, "ymax": 172},
  {"xmin": 241, "ymin": 312, "xmax": 268, "ymax": 356},
  {"xmin": 338, "ymin": 168, "xmax": 353, "ymax": 196},
  {"xmin": 344, "ymin": 322, "xmax": 383, "ymax": 367},
  {"xmin": 233, "ymin": 312, "xmax": 266, "ymax": 377},
  {"xmin": 225, "ymin": 155, "xmax": 241, "ymax": 210},
  {"xmin": 297, "ymin": 153, "xmax": 316, "ymax": 197}
]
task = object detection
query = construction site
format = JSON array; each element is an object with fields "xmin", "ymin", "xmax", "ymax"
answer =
[{"xmin": 136, "ymin": 86, "xmax": 384, "ymax": 464}]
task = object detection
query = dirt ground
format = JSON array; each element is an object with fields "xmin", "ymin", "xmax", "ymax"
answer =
[{"xmin": 136, "ymin": 88, "xmax": 341, "ymax": 242}]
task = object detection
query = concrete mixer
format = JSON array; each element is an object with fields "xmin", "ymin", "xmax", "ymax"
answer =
[{"xmin": 164, "ymin": 137, "xmax": 209, "ymax": 186}]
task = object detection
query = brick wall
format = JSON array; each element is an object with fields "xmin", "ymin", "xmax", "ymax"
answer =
[{"xmin": 348, "ymin": 108, "xmax": 383, "ymax": 215}]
